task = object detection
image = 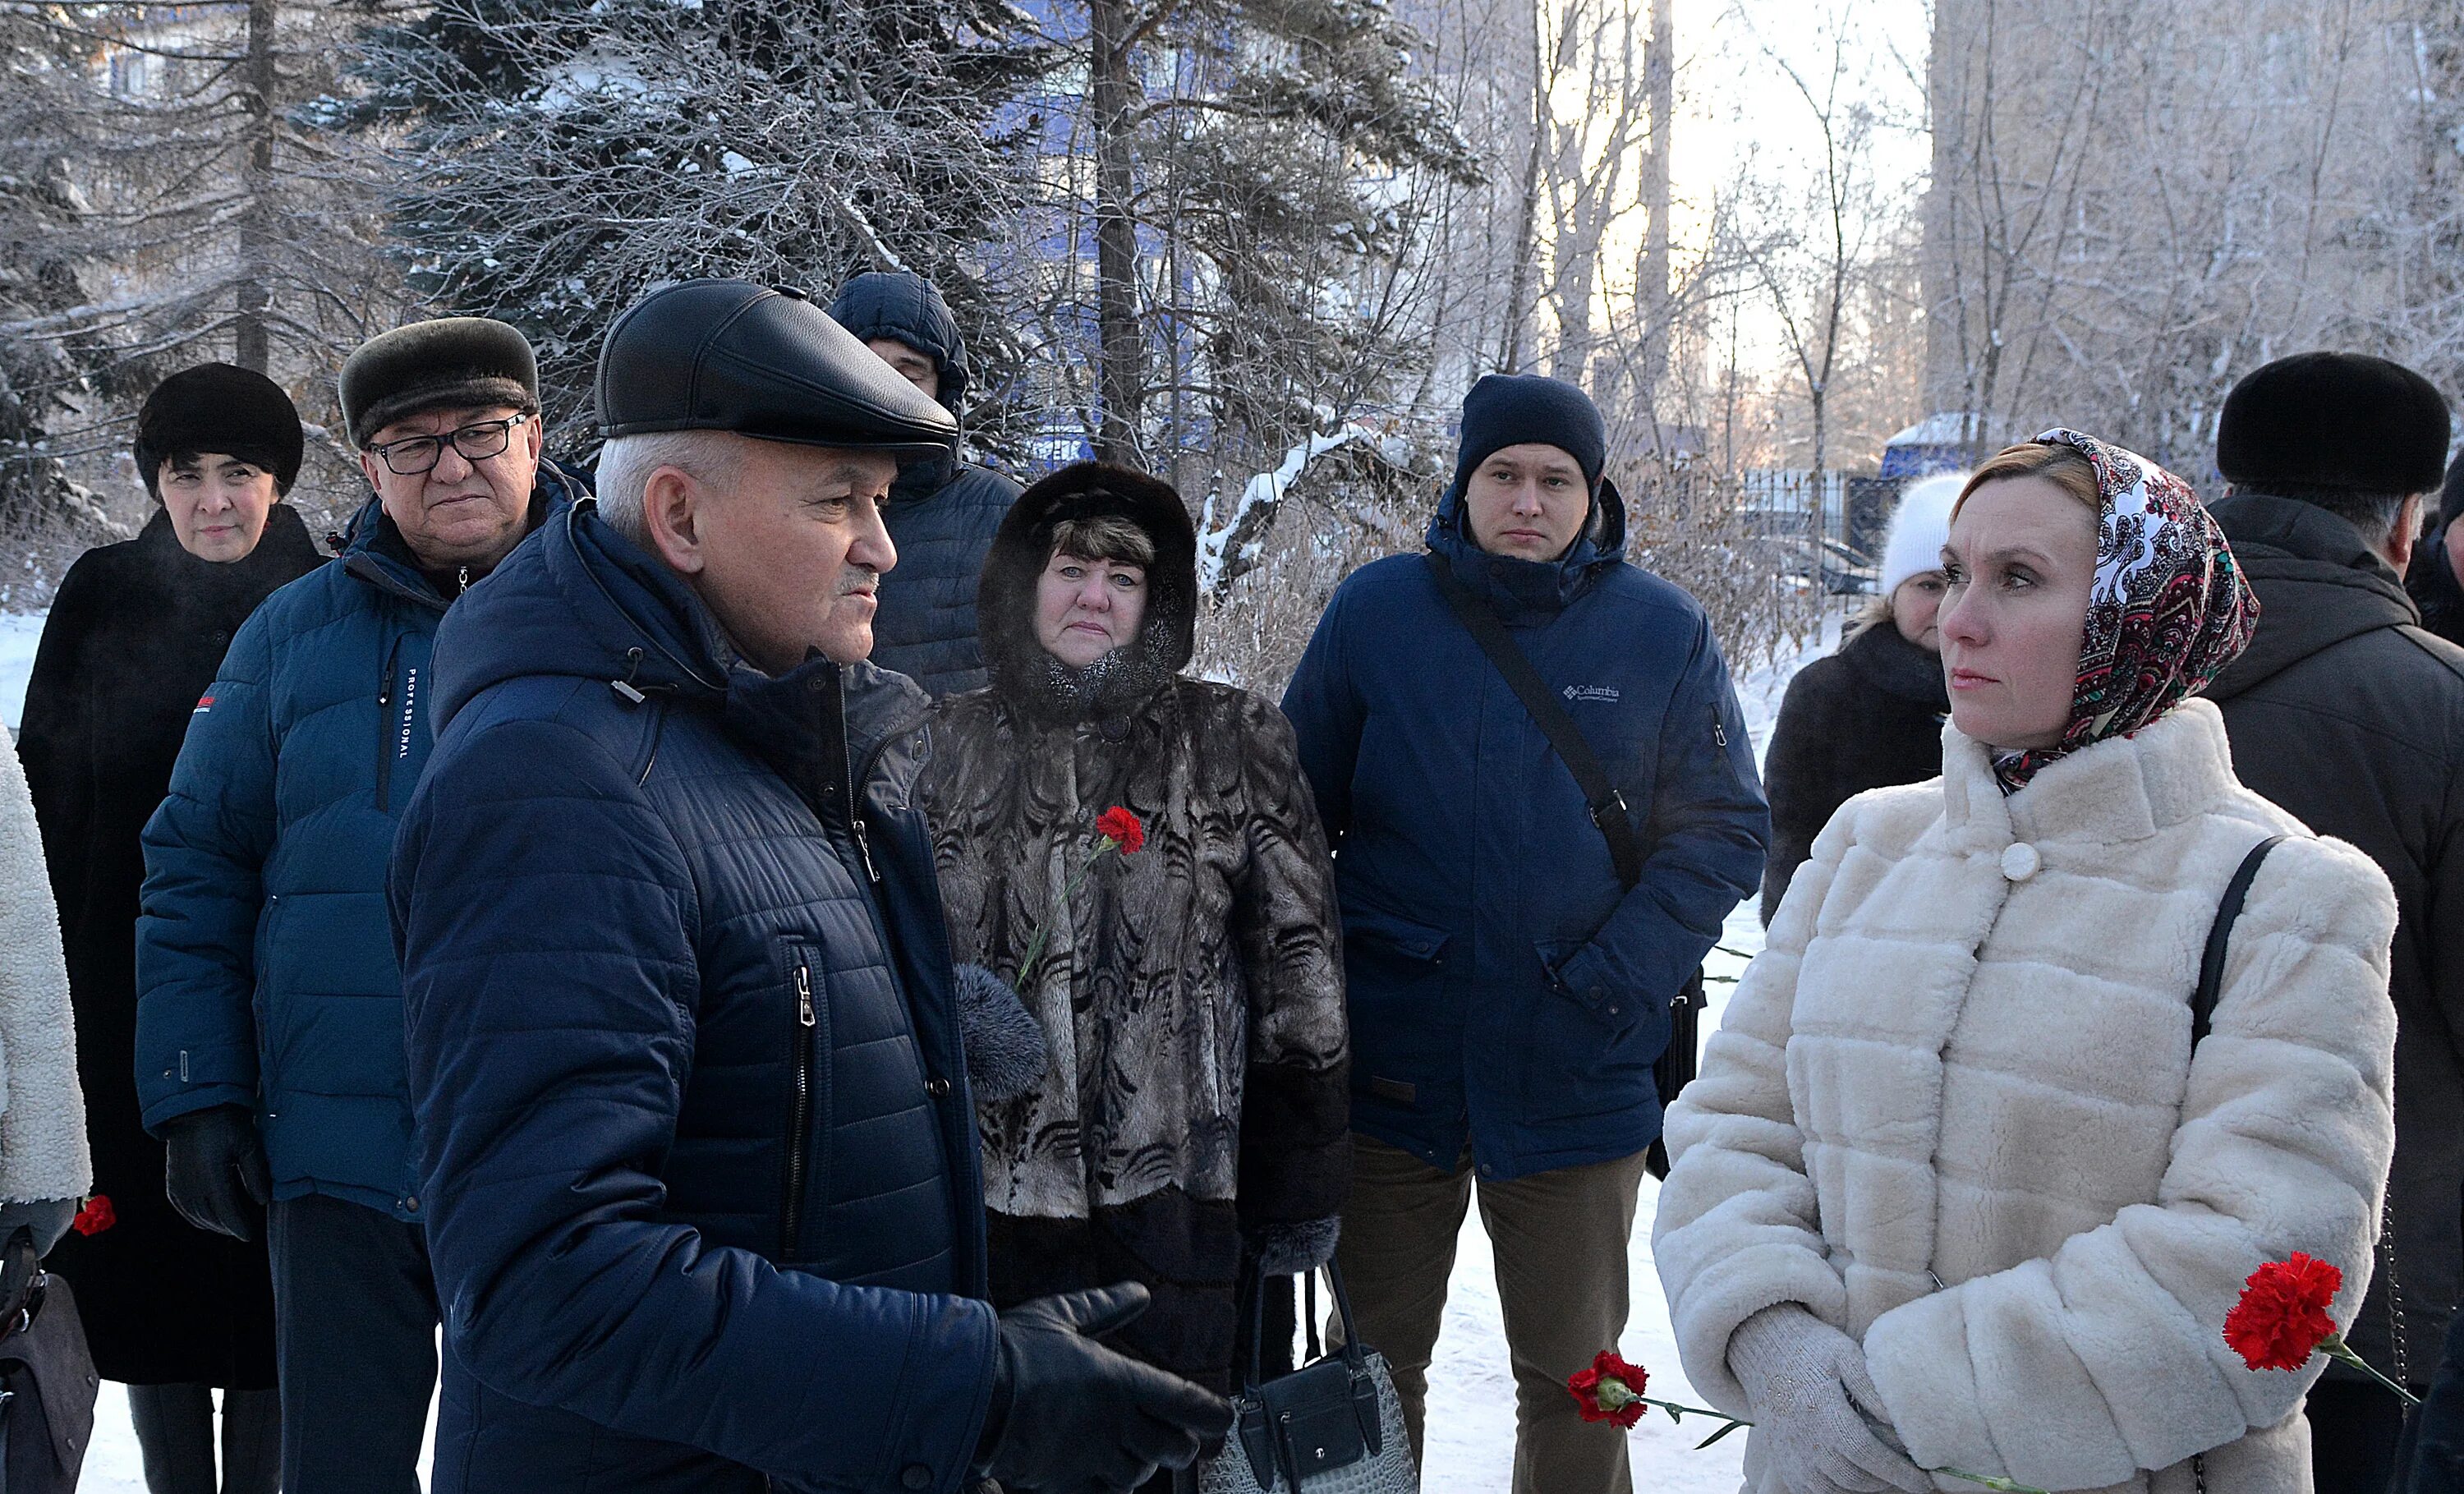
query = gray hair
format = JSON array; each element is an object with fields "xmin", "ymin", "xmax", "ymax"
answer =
[{"xmin": 593, "ymin": 430, "xmax": 747, "ymax": 541}]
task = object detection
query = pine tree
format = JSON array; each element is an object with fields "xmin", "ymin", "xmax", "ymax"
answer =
[
  {"xmin": 338, "ymin": 0, "xmax": 1050, "ymax": 456},
  {"xmin": 0, "ymin": 0, "xmax": 400, "ymax": 541},
  {"xmin": 1034, "ymin": 0, "xmax": 1482, "ymax": 478}
]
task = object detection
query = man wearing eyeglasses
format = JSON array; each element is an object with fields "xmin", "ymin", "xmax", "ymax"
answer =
[{"xmin": 136, "ymin": 316, "xmax": 586, "ymax": 1492}]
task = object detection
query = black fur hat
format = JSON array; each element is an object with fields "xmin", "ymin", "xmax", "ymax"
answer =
[
  {"xmin": 2218, "ymin": 352, "xmax": 2451, "ymax": 497},
  {"xmin": 977, "ymin": 462, "xmax": 1197, "ymax": 722},
  {"xmin": 133, "ymin": 363, "xmax": 304, "ymax": 499},
  {"xmin": 339, "ymin": 316, "xmax": 540, "ymax": 448}
]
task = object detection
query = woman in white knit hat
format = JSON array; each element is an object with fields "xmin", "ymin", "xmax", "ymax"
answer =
[{"xmin": 1757, "ymin": 471, "xmax": 1965, "ymax": 919}]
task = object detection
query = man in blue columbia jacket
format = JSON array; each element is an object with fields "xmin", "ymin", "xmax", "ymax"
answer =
[
  {"xmin": 389, "ymin": 280, "xmax": 1226, "ymax": 1493},
  {"xmin": 829, "ymin": 269, "xmax": 1021, "ymax": 697},
  {"xmin": 136, "ymin": 316, "xmax": 583, "ymax": 1491},
  {"xmin": 1281, "ymin": 374, "xmax": 1768, "ymax": 1494}
]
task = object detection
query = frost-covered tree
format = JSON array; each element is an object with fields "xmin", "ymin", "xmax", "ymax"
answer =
[
  {"xmin": 338, "ymin": 0, "xmax": 1050, "ymax": 456},
  {"xmin": 0, "ymin": 0, "xmax": 398, "ymax": 540},
  {"xmin": 1021, "ymin": 0, "xmax": 1481, "ymax": 480}
]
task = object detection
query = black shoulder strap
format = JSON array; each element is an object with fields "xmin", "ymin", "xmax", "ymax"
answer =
[
  {"xmin": 1425, "ymin": 552, "xmax": 1641, "ymax": 887},
  {"xmin": 2193, "ymin": 835, "xmax": 2286, "ymax": 1046}
]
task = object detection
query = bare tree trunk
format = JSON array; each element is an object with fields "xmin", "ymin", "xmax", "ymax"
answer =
[
  {"xmin": 1637, "ymin": 0, "xmax": 1672, "ymax": 432},
  {"xmin": 235, "ymin": 0, "xmax": 277, "ymax": 372},
  {"xmin": 1090, "ymin": 0, "xmax": 1143, "ymax": 465},
  {"xmin": 1498, "ymin": 0, "xmax": 1546, "ymax": 374}
]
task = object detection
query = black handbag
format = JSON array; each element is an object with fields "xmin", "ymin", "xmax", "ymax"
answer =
[
  {"xmin": 1196, "ymin": 1264, "xmax": 1414, "ymax": 1494},
  {"xmin": 0, "ymin": 1229, "xmax": 98, "ymax": 1494},
  {"xmin": 1426, "ymin": 552, "xmax": 1708, "ymax": 1179}
]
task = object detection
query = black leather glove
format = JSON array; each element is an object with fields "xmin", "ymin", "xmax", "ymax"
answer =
[
  {"xmin": 162, "ymin": 1106, "xmax": 269, "ymax": 1242},
  {"xmin": 976, "ymin": 1283, "xmax": 1232, "ymax": 1492}
]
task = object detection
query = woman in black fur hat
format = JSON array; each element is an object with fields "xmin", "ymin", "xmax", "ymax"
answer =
[
  {"xmin": 21, "ymin": 363, "xmax": 324, "ymax": 1494},
  {"xmin": 918, "ymin": 463, "xmax": 1350, "ymax": 1443}
]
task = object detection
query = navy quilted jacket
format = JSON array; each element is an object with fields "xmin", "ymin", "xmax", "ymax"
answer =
[
  {"xmin": 390, "ymin": 500, "xmax": 996, "ymax": 1493},
  {"xmin": 872, "ymin": 457, "xmax": 1020, "ymax": 697},
  {"xmin": 1280, "ymin": 482, "xmax": 1769, "ymax": 1181},
  {"xmin": 135, "ymin": 470, "xmax": 583, "ymax": 1216}
]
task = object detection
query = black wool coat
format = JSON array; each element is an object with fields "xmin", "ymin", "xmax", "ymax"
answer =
[
  {"xmin": 2208, "ymin": 490, "xmax": 2464, "ymax": 1389},
  {"xmin": 1758, "ymin": 619, "xmax": 1947, "ymax": 923},
  {"xmin": 21, "ymin": 505, "xmax": 323, "ymax": 1386}
]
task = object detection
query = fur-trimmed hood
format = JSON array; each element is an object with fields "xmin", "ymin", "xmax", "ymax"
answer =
[{"xmin": 976, "ymin": 462, "xmax": 1198, "ymax": 723}]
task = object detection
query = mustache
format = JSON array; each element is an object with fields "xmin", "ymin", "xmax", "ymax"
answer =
[{"xmin": 837, "ymin": 567, "xmax": 880, "ymax": 597}]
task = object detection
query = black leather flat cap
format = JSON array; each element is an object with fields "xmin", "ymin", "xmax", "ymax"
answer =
[{"xmin": 596, "ymin": 279, "xmax": 957, "ymax": 459}]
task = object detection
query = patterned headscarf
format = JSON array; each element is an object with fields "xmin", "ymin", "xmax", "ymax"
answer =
[{"xmin": 1990, "ymin": 428, "xmax": 2260, "ymax": 793}]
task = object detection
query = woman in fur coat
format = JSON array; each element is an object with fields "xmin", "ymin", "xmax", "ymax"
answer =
[
  {"xmin": 920, "ymin": 462, "xmax": 1350, "ymax": 1411},
  {"xmin": 20, "ymin": 365, "xmax": 316, "ymax": 1494},
  {"xmin": 1656, "ymin": 431, "xmax": 2401, "ymax": 1494},
  {"xmin": 1759, "ymin": 471, "xmax": 1961, "ymax": 922}
]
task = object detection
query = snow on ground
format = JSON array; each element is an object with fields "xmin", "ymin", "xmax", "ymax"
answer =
[
  {"xmin": 0, "ymin": 614, "xmax": 44, "ymax": 733},
  {"xmin": 0, "ymin": 607, "xmax": 1846, "ymax": 1492}
]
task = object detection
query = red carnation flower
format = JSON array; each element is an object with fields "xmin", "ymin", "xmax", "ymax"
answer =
[
  {"xmin": 2225, "ymin": 1253, "xmax": 2343, "ymax": 1372},
  {"xmin": 70, "ymin": 1194, "xmax": 115, "ymax": 1236},
  {"xmin": 1566, "ymin": 1350, "xmax": 1648, "ymax": 1428},
  {"xmin": 1096, "ymin": 807, "xmax": 1145, "ymax": 854}
]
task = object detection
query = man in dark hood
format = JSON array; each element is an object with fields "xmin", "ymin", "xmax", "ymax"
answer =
[
  {"xmin": 2204, "ymin": 350, "xmax": 2464, "ymax": 1494},
  {"xmin": 828, "ymin": 269, "xmax": 1021, "ymax": 697}
]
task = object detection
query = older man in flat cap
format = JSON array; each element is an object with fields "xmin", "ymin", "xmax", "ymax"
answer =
[
  {"xmin": 136, "ymin": 317, "xmax": 587, "ymax": 1492},
  {"xmin": 389, "ymin": 280, "xmax": 1230, "ymax": 1494}
]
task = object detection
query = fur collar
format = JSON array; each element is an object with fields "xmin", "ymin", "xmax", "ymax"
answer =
[{"xmin": 976, "ymin": 462, "xmax": 1197, "ymax": 727}]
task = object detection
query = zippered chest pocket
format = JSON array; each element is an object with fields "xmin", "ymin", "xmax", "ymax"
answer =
[{"xmin": 779, "ymin": 940, "xmax": 829, "ymax": 1257}]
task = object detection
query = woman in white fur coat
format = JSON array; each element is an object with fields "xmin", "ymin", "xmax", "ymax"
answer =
[
  {"xmin": 1655, "ymin": 430, "xmax": 2401, "ymax": 1494},
  {"xmin": 0, "ymin": 725, "xmax": 90, "ymax": 1253}
]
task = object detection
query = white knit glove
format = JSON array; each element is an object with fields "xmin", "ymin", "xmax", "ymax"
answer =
[{"xmin": 1727, "ymin": 1303, "xmax": 1931, "ymax": 1494}]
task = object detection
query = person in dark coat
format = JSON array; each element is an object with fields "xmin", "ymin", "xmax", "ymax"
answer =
[
  {"xmin": 136, "ymin": 319, "xmax": 586, "ymax": 1493},
  {"xmin": 390, "ymin": 280, "xmax": 1229, "ymax": 1494},
  {"xmin": 23, "ymin": 365, "xmax": 321, "ymax": 1493},
  {"xmin": 2408, "ymin": 1244, "xmax": 2464, "ymax": 1491},
  {"xmin": 829, "ymin": 269, "xmax": 1022, "ymax": 696},
  {"xmin": 2203, "ymin": 350, "xmax": 2464, "ymax": 1494},
  {"xmin": 2405, "ymin": 453, "xmax": 2464, "ymax": 650},
  {"xmin": 1280, "ymin": 374, "xmax": 1769, "ymax": 1493},
  {"xmin": 920, "ymin": 463, "xmax": 1350, "ymax": 1409},
  {"xmin": 1758, "ymin": 470, "xmax": 1958, "ymax": 922}
]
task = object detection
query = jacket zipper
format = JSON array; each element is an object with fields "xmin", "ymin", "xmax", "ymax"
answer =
[
  {"xmin": 783, "ymin": 958, "xmax": 817, "ymax": 1256},
  {"xmin": 1712, "ymin": 709, "xmax": 1728, "ymax": 749},
  {"xmin": 849, "ymin": 819, "xmax": 881, "ymax": 885}
]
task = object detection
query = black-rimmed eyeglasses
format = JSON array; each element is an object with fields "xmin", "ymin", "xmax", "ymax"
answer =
[{"xmin": 365, "ymin": 413, "xmax": 531, "ymax": 476}]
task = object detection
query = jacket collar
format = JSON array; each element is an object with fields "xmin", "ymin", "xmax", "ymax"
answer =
[
  {"xmin": 1839, "ymin": 621, "xmax": 1948, "ymax": 708},
  {"xmin": 1423, "ymin": 475, "xmax": 1630, "ymax": 624},
  {"xmin": 2204, "ymin": 490, "xmax": 2418, "ymax": 700},
  {"xmin": 131, "ymin": 503, "xmax": 324, "ymax": 591},
  {"xmin": 430, "ymin": 496, "xmax": 928, "ymax": 793},
  {"xmin": 889, "ymin": 450, "xmax": 957, "ymax": 505},
  {"xmin": 1937, "ymin": 698, "xmax": 2237, "ymax": 848},
  {"xmin": 340, "ymin": 460, "xmax": 586, "ymax": 612}
]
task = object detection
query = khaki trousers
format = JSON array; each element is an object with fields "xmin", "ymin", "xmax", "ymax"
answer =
[{"xmin": 1334, "ymin": 1133, "xmax": 1648, "ymax": 1494}]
